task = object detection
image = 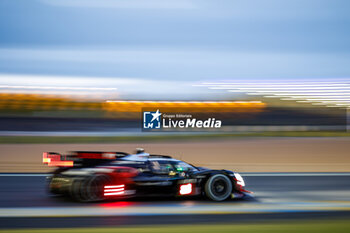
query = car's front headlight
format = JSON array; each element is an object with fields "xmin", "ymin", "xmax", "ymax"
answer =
[{"xmin": 234, "ymin": 172, "xmax": 245, "ymax": 187}]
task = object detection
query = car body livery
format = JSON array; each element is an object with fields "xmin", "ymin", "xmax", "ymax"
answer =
[{"xmin": 43, "ymin": 149, "xmax": 251, "ymax": 202}]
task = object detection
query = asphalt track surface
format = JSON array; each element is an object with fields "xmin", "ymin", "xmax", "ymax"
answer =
[{"xmin": 1, "ymin": 174, "xmax": 350, "ymax": 229}]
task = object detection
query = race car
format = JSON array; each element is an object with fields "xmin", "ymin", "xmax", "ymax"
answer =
[{"xmin": 43, "ymin": 148, "xmax": 251, "ymax": 202}]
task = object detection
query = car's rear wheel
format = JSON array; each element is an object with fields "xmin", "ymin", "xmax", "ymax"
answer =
[
  {"xmin": 204, "ymin": 174, "xmax": 232, "ymax": 201},
  {"xmin": 71, "ymin": 174, "xmax": 111, "ymax": 202}
]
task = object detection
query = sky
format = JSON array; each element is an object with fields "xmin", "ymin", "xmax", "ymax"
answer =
[{"xmin": 0, "ymin": 0, "xmax": 349, "ymax": 99}]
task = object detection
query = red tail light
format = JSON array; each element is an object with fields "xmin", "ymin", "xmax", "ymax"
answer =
[
  {"xmin": 104, "ymin": 184, "xmax": 125, "ymax": 196},
  {"xmin": 43, "ymin": 152, "xmax": 74, "ymax": 167}
]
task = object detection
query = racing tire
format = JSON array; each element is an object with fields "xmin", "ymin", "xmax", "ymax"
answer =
[
  {"xmin": 70, "ymin": 178, "xmax": 86, "ymax": 202},
  {"xmin": 204, "ymin": 174, "xmax": 232, "ymax": 201},
  {"xmin": 70, "ymin": 174, "xmax": 111, "ymax": 202},
  {"xmin": 46, "ymin": 176, "xmax": 63, "ymax": 197},
  {"xmin": 86, "ymin": 174, "xmax": 111, "ymax": 202}
]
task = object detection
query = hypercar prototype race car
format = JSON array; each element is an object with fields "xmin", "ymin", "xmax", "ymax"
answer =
[{"xmin": 43, "ymin": 149, "xmax": 251, "ymax": 202}]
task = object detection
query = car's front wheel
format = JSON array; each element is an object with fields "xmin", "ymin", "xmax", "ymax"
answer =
[{"xmin": 204, "ymin": 174, "xmax": 232, "ymax": 201}]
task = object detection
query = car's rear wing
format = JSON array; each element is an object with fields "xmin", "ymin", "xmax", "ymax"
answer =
[
  {"xmin": 42, "ymin": 152, "xmax": 74, "ymax": 167},
  {"xmin": 70, "ymin": 151, "xmax": 129, "ymax": 159},
  {"xmin": 43, "ymin": 151, "xmax": 129, "ymax": 167}
]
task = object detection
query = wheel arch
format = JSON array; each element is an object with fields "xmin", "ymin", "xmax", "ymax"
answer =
[{"xmin": 196, "ymin": 170, "xmax": 235, "ymax": 192}]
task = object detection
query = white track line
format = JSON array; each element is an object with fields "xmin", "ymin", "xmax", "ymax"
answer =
[{"xmin": 1, "ymin": 201, "xmax": 350, "ymax": 217}]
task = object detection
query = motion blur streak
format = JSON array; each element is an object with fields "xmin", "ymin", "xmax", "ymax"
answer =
[
  {"xmin": 197, "ymin": 80, "xmax": 350, "ymax": 108},
  {"xmin": 0, "ymin": 93, "xmax": 265, "ymax": 115},
  {"xmin": 104, "ymin": 100, "xmax": 266, "ymax": 113},
  {"xmin": 0, "ymin": 93, "xmax": 102, "ymax": 112},
  {"xmin": 0, "ymin": 85, "xmax": 117, "ymax": 91}
]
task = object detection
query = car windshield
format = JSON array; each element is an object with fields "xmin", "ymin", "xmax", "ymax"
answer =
[
  {"xmin": 149, "ymin": 160, "xmax": 175, "ymax": 174},
  {"xmin": 173, "ymin": 161, "xmax": 198, "ymax": 172}
]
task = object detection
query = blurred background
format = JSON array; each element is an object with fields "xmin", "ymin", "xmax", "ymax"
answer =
[{"xmin": 0, "ymin": 0, "xmax": 350, "ymax": 232}]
